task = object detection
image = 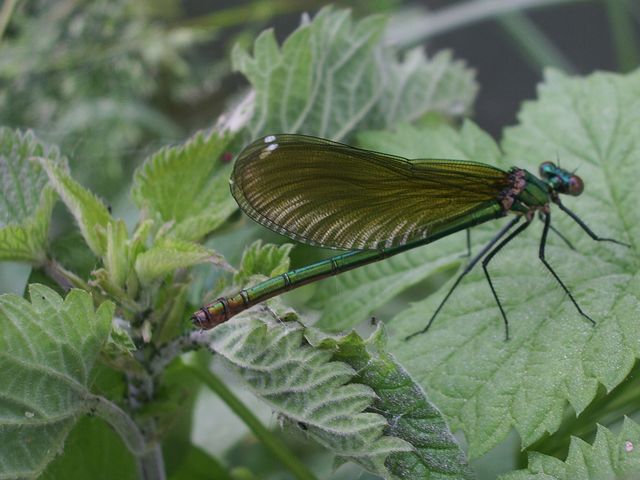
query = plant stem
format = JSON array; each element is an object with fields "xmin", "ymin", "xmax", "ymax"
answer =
[
  {"xmin": 386, "ymin": 0, "xmax": 589, "ymax": 47},
  {"xmin": 148, "ymin": 331, "xmax": 207, "ymax": 377},
  {"xmin": 178, "ymin": 0, "xmax": 318, "ymax": 30},
  {"xmin": 497, "ymin": 12, "xmax": 576, "ymax": 73},
  {"xmin": 0, "ymin": 0, "xmax": 18, "ymax": 42},
  {"xmin": 88, "ymin": 394, "xmax": 167, "ymax": 479},
  {"xmin": 88, "ymin": 394, "xmax": 147, "ymax": 455},
  {"xmin": 184, "ymin": 363, "xmax": 318, "ymax": 480},
  {"xmin": 605, "ymin": 0, "xmax": 640, "ymax": 72},
  {"xmin": 138, "ymin": 442, "xmax": 166, "ymax": 480},
  {"xmin": 43, "ymin": 258, "xmax": 91, "ymax": 291}
]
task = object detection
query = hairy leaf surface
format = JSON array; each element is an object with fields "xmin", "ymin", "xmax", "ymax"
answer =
[
  {"xmin": 0, "ymin": 285, "xmax": 112, "ymax": 478},
  {"xmin": 0, "ymin": 129, "xmax": 62, "ymax": 263},
  {"xmin": 391, "ymin": 69, "xmax": 640, "ymax": 457},
  {"xmin": 501, "ymin": 419, "xmax": 640, "ymax": 479},
  {"xmin": 37, "ymin": 157, "xmax": 112, "ymax": 257},
  {"xmin": 208, "ymin": 313, "xmax": 471, "ymax": 478},
  {"xmin": 232, "ymin": 6, "xmax": 476, "ymax": 142},
  {"xmin": 132, "ymin": 130, "xmax": 235, "ymax": 242}
]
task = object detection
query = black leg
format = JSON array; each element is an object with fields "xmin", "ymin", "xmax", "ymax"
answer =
[
  {"xmin": 405, "ymin": 216, "xmax": 521, "ymax": 341},
  {"xmin": 481, "ymin": 219, "xmax": 533, "ymax": 340},
  {"xmin": 549, "ymin": 223, "xmax": 576, "ymax": 250},
  {"xmin": 539, "ymin": 212, "xmax": 575, "ymax": 250},
  {"xmin": 262, "ymin": 304, "xmax": 284, "ymax": 324},
  {"xmin": 539, "ymin": 212, "xmax": 595, "ymax": 326},
  {"xmin": 554, "ymin": 199, "xmax": 630, "ymax": 247},
  {"xmin": 460, "ymin": 229, "xmax": 472, "ymax": 257}
]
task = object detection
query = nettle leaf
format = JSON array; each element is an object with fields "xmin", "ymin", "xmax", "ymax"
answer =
[
  {"xmin": 232, "ymin": 6, "xmax": 476, "ymax": 142},
  {"xmin": 0, "ymin": 128, "xmax": 62, "ymax": 263},
  {"xmin": 131, "ymin": 130, "xmax": 236, "ymax": 242},
  {"xmin": 101, "ymin": 324, "xmax": 145, "ymax": 376},
  {"xmin": 312, "ymin": 120, "xmax": 501, "ymax": 331},
  {"xmin": 208, "ymin": 314, "xmax": 421, "ymax": 479},
  {"xmin": 37, "ymin": 157, "xmax": 112, "ymax": 257},
  {"xmin": 501, "ymin": 418, "xmax": 640, "ymax": 479},
  {"xmin": 0, "ymin": 284, "xmax": 113, "ymax": 478},
  {"xmin": 233, "ymin": 240, "xmax": 293, "ymax": 287},
  {"xmin": 306, "ymin": 325, "xmax": 472, "ymax": 478},
  {"xmin": 372, "ymin": 49, "xmax": 477, "ymax": 126},
  {"xmin": 104, "ymin": 219, "xmax": 131, "ymax": 290},
  {"xmin": 153, "ymin": 281, "xmax": 190, "ymax": 345},
  {"xmin": 391, "ymin": 70, "xmax": 640, "ymax": 457},
  {"xmin": 134, "ymin": 238, "xmax": 228, "ymax": 286}
]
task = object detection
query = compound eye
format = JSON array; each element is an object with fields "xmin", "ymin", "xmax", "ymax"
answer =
[
  {"xmin": 539, "ymin": 161, "xmax": 555, "ymax": 178},
  {"xmin": 568, "ymin": 175, "xmax": 584, "ymax": 196}
]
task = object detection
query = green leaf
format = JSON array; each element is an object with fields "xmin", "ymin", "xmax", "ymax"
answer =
[
  {"xmin": 89, "ymin": 220, "xmax": 145, "ymax": 311},
  {"xmin": 233, "ymin": 240, "xmax": 293, "ymax": 287},
  {"xmin": 104, "ymin": 219, "xmax": 131, "ymax": 290},
  {"xmin": 40, "ymin": 416, "xmax": 137, "ymax": 480},
  {"xmin": 36, "ymin": 156, "xmax": 113, "ymax": 257},
  {"xmin": 372, "ymin": 49, "xmax": 477, "ymax": 126},
  {"xmin": 101, "ymin": 324, "xmax": 145, "ymax": 375},
  {"xmin": 164, "ymin": 445, "xmax": 232, "ymax": 480},
  {"xmin": 134, "ymin": 238, "xmax": 228, "ymax": 286},
  {"xmin": 312, "ymin": 120, "xmax": 501, "ymax": 331},
  {"xmin": 0, "ymin": 128, "xmax": 62, "ymax": 263},
  {"xmin": 153, "ymin": 281, "xmax": 190, "ymax": 345},
  {"xmin": 501, "ymin": 418, "xmax": 640, "ymax": 479},
  {"xmin": 232, "ymin": 6, "xmax": 476, "ymax": 142},
  {"xmin": 0, "ymin": 284, "xmax": 113, "ymax": 478},
  {"xmin": 209, "ymin": 312, "xmax": 470, "ymax": 479},
  {"xmin": 391, "ymin": 69, "xmax": 640, "ymax": 457},
  {"xmin": 306, "ymin": 325, "xmax": 472, "ymax": 478},
  {"xmin": 131, "ymin": 129, "xmax": 236, "ymax": 242}
]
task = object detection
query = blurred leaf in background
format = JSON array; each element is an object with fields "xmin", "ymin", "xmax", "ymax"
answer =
[
  {"xmin": 0, "ymin": 0, "xmax": 210, "ymax": 198},
  {"xmin": 232, "ymin": 6, "xmax": 477, "ymax": 142}
]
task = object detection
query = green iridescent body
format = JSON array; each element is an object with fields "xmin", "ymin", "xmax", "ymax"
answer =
[
  {"xmin": 198, "ymin": 203, "xmax": 503, "ymax": 324},
  {"xmin": 192, "ymin": 135, "xmax": 625, "ymax": 338}
]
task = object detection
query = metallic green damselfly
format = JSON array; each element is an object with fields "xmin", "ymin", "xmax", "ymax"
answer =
[{"xmin": 192, "ymin": 134, "xmax": 628, "ymax": 339}]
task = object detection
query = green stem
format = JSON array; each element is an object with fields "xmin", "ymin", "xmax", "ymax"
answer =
[
  {"xmin": 88, "ymin": 394, "xmax": 167, "ymax": 479},
  {"xmin": 138, "ymin": 443, "xmax": 166, "ymax": 480},
  {"xmin": 497, "ymin": 12, "xmax": 577, "ymax": 74},
  {"xmin": 184, "ymin": 363, "xmax": 318, "ymax": 480},
  {"xmin": 148, "ymin": 332, "xmax": 206, "ymax": 377},
  {"xmin": 43, "ymin": 258, "xmax": 92, "ymax": 291},
  {"xmin": 605, "ymin": 0, "xmax": 640, "ymax": 72},
  {"xmin": 0, "ymin": 0, "xmax": 18, "ymax": 42},
  {"xmin": 87, "ymin": 394, "xmax": 148, "ymax": 457},
  {"xmin": 178, "ymin": 0, "xmax": 318, "ymax": 30},
  {"xmin": 387, "ymin": 0, "xmax": 589, "ymax": 47}
]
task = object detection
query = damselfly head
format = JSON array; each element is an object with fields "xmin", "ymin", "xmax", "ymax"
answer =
[{"xmin": 539, "ymin": 161, "xmax": 584, "ymax": 197}]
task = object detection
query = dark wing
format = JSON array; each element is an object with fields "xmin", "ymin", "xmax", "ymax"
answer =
[{"xmin": 231, "ymin": 134, "xmax": 509, "ymax": 250}]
